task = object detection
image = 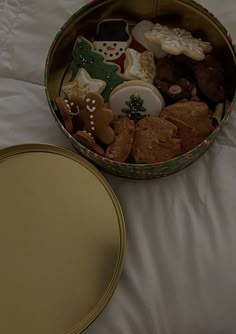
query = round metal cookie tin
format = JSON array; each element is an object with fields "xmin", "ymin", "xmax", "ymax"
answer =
[
  {"xmin": 0, "ymin": 144, "xmax": 125, "ymax": 334},
  {"xmin": 45, "ymin": 0, "xmax": 236, "ymax": 179}
]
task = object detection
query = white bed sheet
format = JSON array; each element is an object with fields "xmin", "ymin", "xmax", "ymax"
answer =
[{"xmin": 0, "ymin": 1, "xmax": 236, "ymax": 333}]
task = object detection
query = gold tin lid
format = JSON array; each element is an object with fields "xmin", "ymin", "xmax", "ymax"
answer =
[{"xmin": 0, "ymin": 144, "xmax": 125, "ymax": 334}]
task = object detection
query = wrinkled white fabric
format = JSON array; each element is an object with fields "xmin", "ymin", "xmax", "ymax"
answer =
[{"xmin": 0, "ymin": 0, "xmax": 236, "ymax": 333}]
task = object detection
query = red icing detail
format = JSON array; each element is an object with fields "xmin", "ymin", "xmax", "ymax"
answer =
[
  {"xmin": 227, "ymin": 32, "xmax": 233, "ymax": 44},
  {"xmin": 228, "ymin": 104, "xmax": 233, "ymax": 113},
  {"xmin": 129, "ymin": 38, "xmax": 147, "ymax": 53},
  {"xmin": 107, "ymin": 46, "xmax": 116, "ymax": 51},
  {"xmin": 50, "ymin": 41, "xmax": 56, "ymax": 49},
  {"xmin": 108, "ymin": 53, "xmax": 126, "ymax": 73},
  {"xmin": 106, "ymin": 38, "xmax": 147, "ymax": 73}
]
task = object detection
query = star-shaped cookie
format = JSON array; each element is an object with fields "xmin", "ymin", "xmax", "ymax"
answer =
[
  {"xmin": 124, "ymin": 49, "xmax": 156, "ymax": 83},
  {"xmin": 62, "ymin": 68, "xmax": 106, "ymax": 99}
]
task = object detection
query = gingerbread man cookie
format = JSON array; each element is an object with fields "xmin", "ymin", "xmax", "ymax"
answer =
[
  {"xmin": 55, "ymin": 96, "xmax": 84, "ymax": 133},
  {"xmin": 78, "ymin": 93, "xmax": 115, "ymax": 145}
]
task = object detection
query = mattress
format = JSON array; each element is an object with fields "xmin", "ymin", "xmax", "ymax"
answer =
[{"xmin": 0, "ymin": 0, "xmax": 236, "ymax": 333}]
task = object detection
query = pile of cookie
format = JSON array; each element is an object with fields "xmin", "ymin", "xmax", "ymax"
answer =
[{"xmin": 55, "ymin": 19, "xmax": 226, "ymax": 164}]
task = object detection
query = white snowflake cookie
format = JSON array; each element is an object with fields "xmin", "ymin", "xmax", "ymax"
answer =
[
  {"xmin": 132, "ymin": 20, "xmax": 166, "ymax": 59},
  {"xmin": 144, "ymin": 23, "xmax": 212, "ymax": 61}
]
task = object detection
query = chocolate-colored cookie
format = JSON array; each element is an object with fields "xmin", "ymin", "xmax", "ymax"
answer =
[
  {"xmin": 73, "ymin": 130, "xmax": 105, "ymax": 156},
  {"xmin": 55, "ymin": 97, "xmax": 74, "ymax": 133},
  {"xmin": 106, "ymin": 117, "xmax": 135, "ymax": 162},
  {"xmin": 192, "ymin": 55, "xmax": 225, "ymax": 103},
  {"xmin": 132, "ymin": 117, "xmax": 182, "ymax": 163},
  {"xmin": 160, "ymin": 100, "xmax": 214, "ymax": 139},
  {"xmin": 165, "ymin": 117, "xmax": 202, "ymax": 153},
  {"xmin": 155, "ymin": 55, "xmax": 197, "ymax": 100}
]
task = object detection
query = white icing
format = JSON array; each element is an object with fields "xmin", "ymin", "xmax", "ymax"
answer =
[
  {"xmin": 62, "ymin": 68, "xmax": 106, "ymax": 99},
  {"xmin": 110, "ymin": 85, "xmax": 165, "ymax": 117},
  {"xmin": 144, "ymin": 23, "xmax": 212, "ymax": 61},
  {"xmin": 93, "ymin": 41, "xmax": 128, "ymax": 61},
  {"xmin": 69, "ymin": 105, "xmax": 80, "ymax": 117},
  {"xmin": 124, "ymin": 49, "xmax": 156, "ymax": 83},
  {"xmin": 86, "ymin": 105, "xmax": 96, "ymax": 112},
  {"xmin": 132, "ymin": 20, "xmax": 166, "ymax": 59},
  {"xmin": 86, "ymin": 98, "xmax": 91, "ymax": 103}
]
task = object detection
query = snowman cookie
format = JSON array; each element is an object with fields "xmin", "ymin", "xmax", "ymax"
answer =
[
  {"xmin": 93, "ymin": 19, "xmax": 132, "ymax": 72},
  {"xmin": 78, "ymin": 92, "xmax": 115, "ymax": 145},
  {"xmin": 109, "ymin": 80, "xmax": 165, "ymax": 120}
]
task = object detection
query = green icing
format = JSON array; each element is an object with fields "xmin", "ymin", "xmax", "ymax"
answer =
[
  {"xmin": 70, "ymin": 36, "xmax": 125, "ymax": 102},
  {"xmin": 122, "ymin": 92, "xmax": 146, "ymax": 121}
]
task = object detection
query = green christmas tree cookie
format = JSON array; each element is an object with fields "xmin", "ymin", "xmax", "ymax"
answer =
[
  {"xmin": 122, "ymin": 92, "xmax": 146, "ymax": 121},
  {"xmin": 70, "ymin": 36, "xmax": 125, "ymax": 102}
]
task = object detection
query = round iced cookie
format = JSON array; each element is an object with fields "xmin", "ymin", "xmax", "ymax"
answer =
[
  {"xmin": 132, "ymin": 20, "xmax": 167, "ymax": 59},
  {"xmin": 109, "ymin": 80, "xmax": 165, "ymax": 119}
]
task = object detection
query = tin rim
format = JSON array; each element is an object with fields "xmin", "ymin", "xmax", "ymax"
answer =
[
  {"xmin": 44, "ymin": 0, "xmax": 236, "ymax": 170},
  {"xmin": 0, "ymin": 143, "xmax": 126, "ymax": 334}
]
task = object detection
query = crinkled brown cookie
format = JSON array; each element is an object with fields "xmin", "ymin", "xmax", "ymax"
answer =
[
  {"xmin": 112, "ymin": 117, "xmax": 135, "ymax": 134},
  {"xmin": 165, "ymin": 117, "xmax": 202, "ymax": 153},
  {"xmin": 106, "ymin": 117, "xmax": 135, "ymax": 162},
  {"xmin": 160, "ymin": 100, "xmax": 214, "ymax": 139},
  {"xmin": 132, "ymin": 117, "xmax": 182, "ymax": 163}
]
